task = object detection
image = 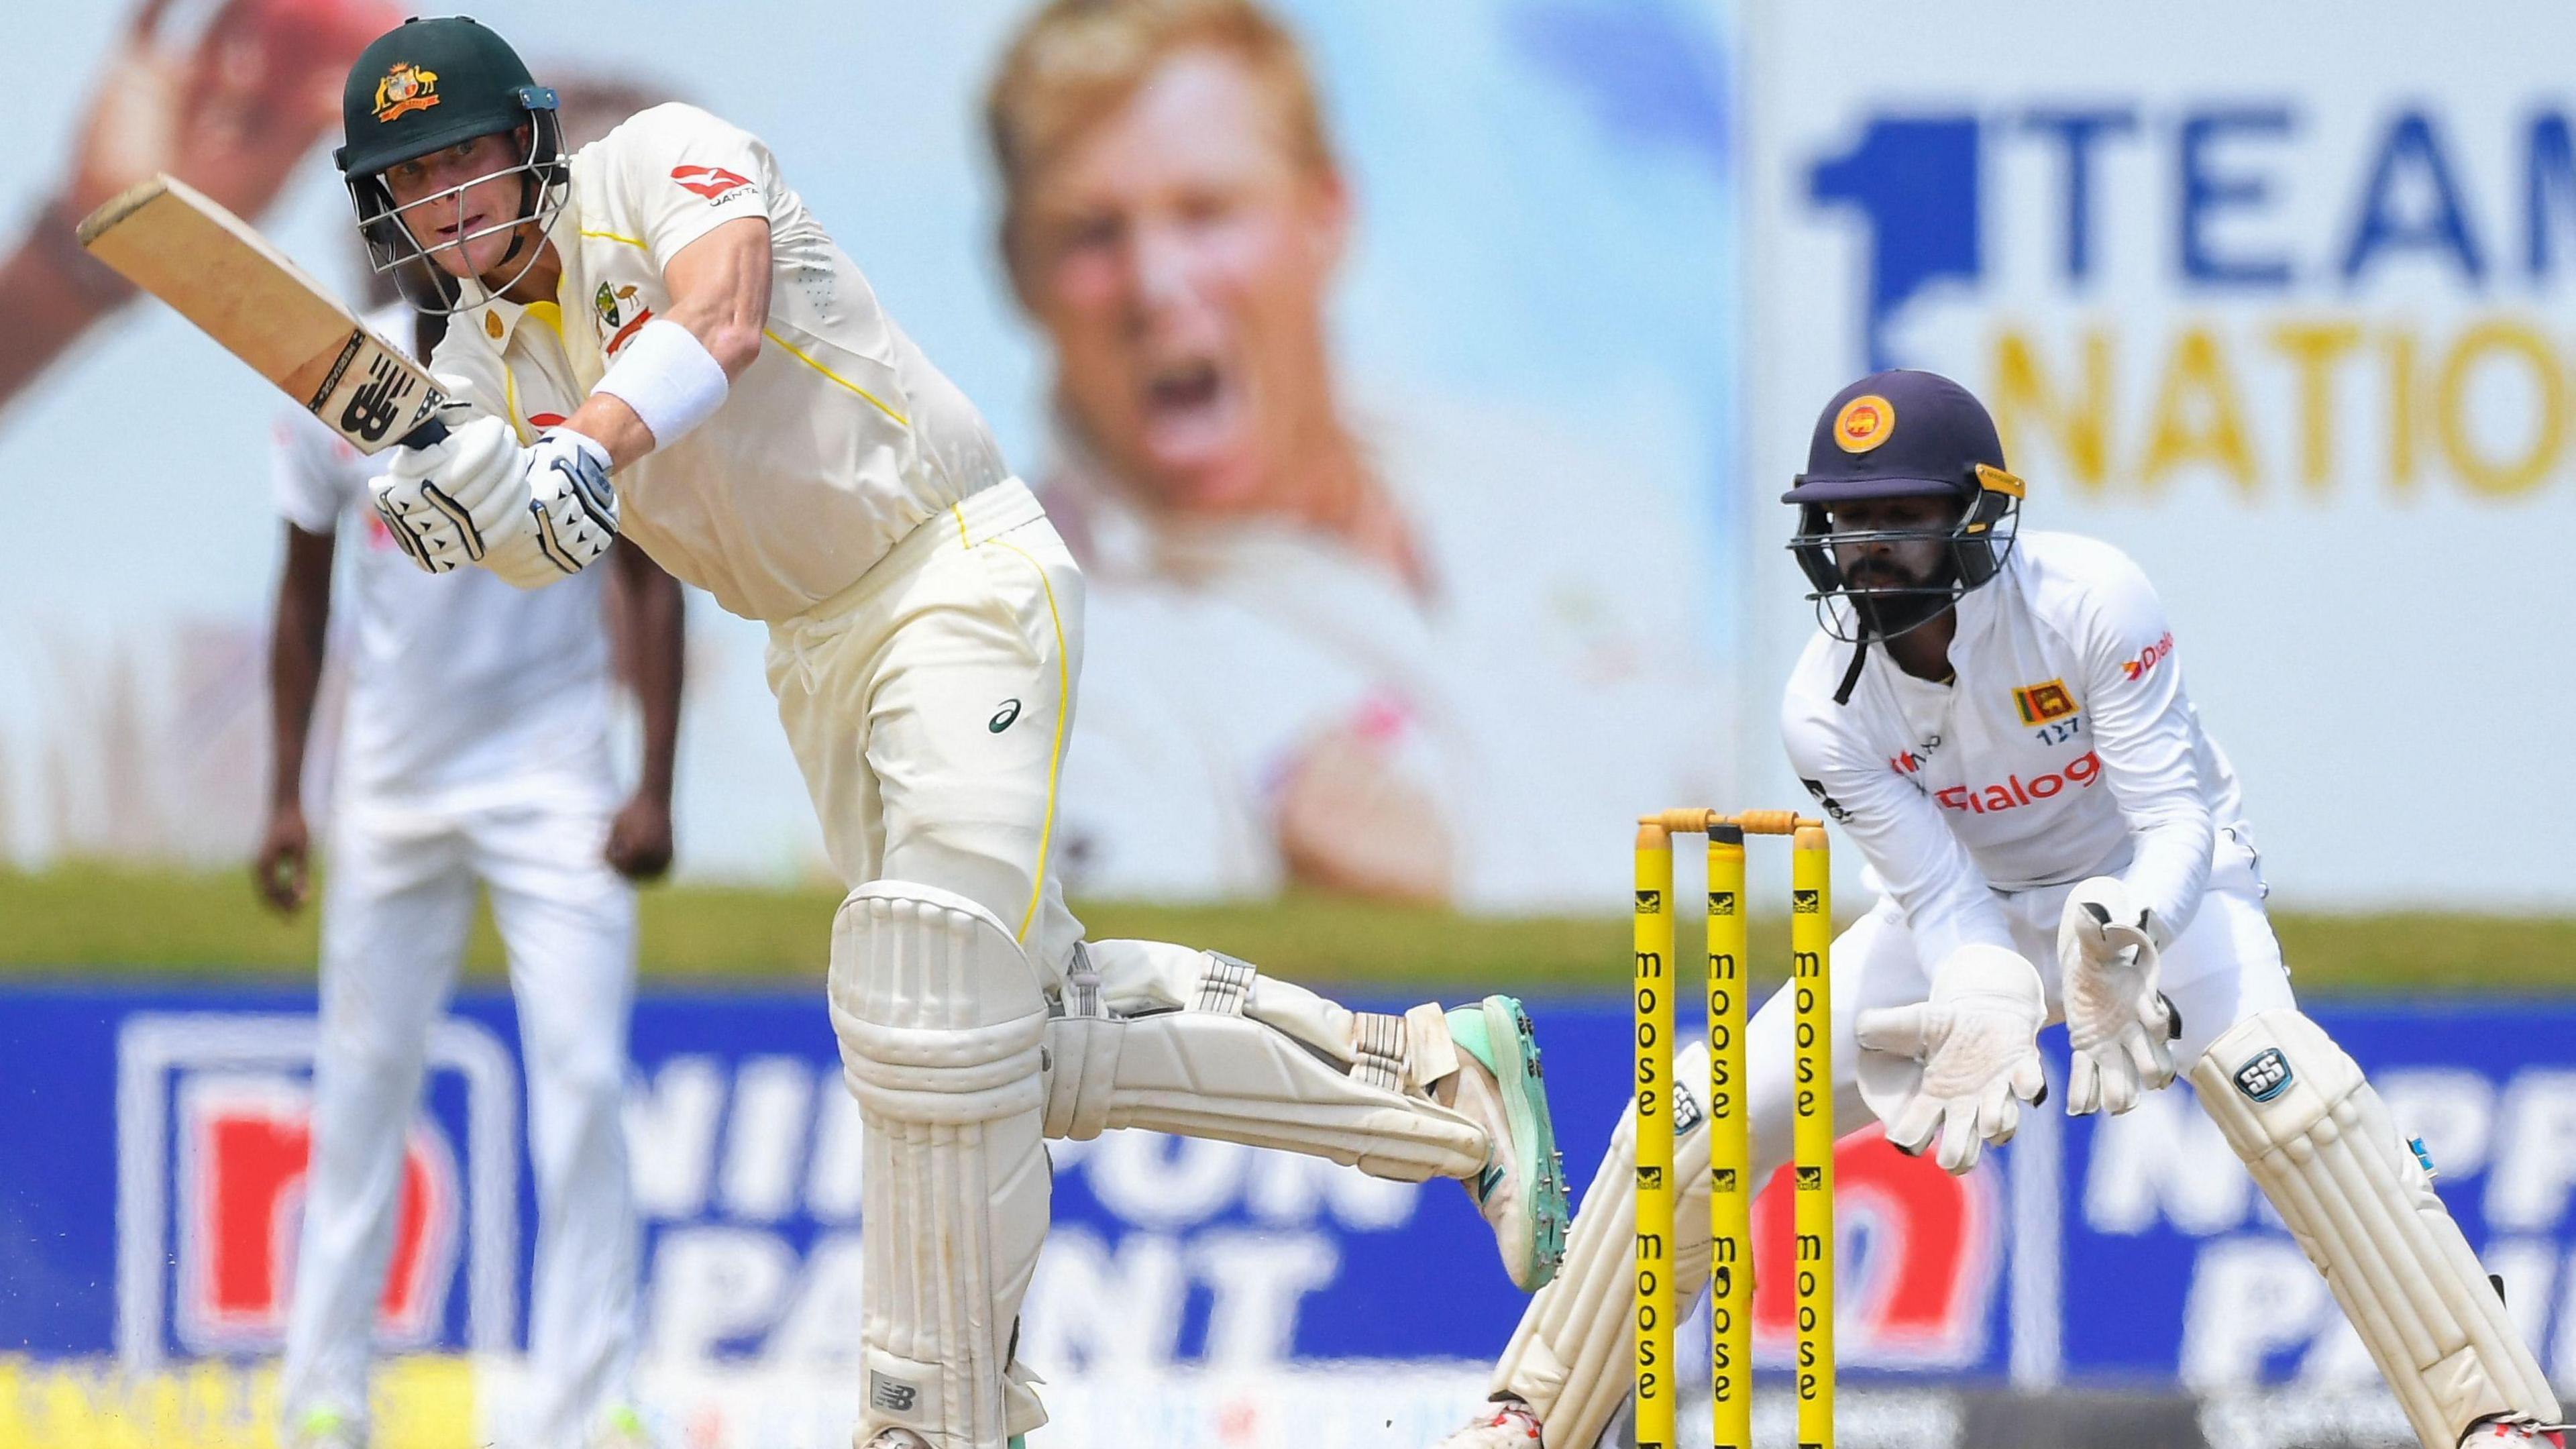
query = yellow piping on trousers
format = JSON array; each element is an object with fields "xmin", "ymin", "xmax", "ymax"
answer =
[{"xmin": 951, "ymin": 503, "xmax": 1069, "ymax": 944}]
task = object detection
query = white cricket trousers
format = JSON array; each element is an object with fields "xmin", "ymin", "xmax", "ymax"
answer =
[{"xmin": 279, "ymin": 792, "xmax": 639, "ymax": 1448}]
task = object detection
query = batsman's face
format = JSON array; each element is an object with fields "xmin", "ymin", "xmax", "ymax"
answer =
[
  {"xmin": 1014, "ymin": 48, "xmax": 1348, "ymax": 514},
  {"xmin": 1827, "ymin": 494, "xmax": 1961, "ymax": 592},
  {"xmin": 382, "ymin": 129, "xmax": 534, "ymax": 281}
]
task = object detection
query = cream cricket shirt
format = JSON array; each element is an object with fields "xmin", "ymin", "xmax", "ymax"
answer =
[
  {"xmin": 431, "ymin": 103, "xmax": 1012, "ymax": 623},
  {"xmin": 1781, "ymin": 531, "xmax": 2251, "ymax": 969}
]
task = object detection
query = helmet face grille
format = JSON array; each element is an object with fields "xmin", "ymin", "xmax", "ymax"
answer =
[
  {"xmin": 346, "ymin": 109, "xmax": 570, "ymax": 317},
  {"xmin": 1788, "ymin": 484, "xmax": 2023, "ymax": 645}
]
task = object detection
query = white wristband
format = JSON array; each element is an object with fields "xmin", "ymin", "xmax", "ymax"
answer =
[{"xmin": 592, "ymin": 317, "xmax": 730, "ymax": 448}]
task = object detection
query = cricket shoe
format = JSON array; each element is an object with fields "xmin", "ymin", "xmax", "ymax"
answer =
[
  {"xmin": 1446, "ymin": 996, "xmax": 1570, "ymax": 1292},
  {"xmin": 287, "ymin": 1408, "xmax": 364, "ymax": 1449},
  {"xmin": 1427, "ymin": 1397, "xmax": 1543, "ymax": 1446},
  {"xmin": 594, "ymin": 1404, "xmax": 661, "ymax": 1448},
  {"xmin": 2463, "ymin": 1418, "xmax": 2569, "ymax": 1448},
  {"xmin": 858, "ymin": 1434, "xmax": 1027, "ymax": 1449}
]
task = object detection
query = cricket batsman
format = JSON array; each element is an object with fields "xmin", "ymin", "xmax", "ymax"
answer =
[
  {"xmin": 333, "ymin": 17, "xmax": 1568, "ymax": 1448},
  {"xmin": 1430, "ymin": 369, "xmax": 2564, "ymax": 1449}
]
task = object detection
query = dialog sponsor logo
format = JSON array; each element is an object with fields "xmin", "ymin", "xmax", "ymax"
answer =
[
  {"xmin": 2122, "ymin": 631, "xmax": 2176, "ymax": 682},
  {"xmin": 1934, "ymin": 751, "xmax": 2103, "ymax": 814}
]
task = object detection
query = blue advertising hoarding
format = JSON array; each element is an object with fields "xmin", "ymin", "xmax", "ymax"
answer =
[{"xmin": 2, "ymin": 984, "xmax": 2570, "ymax": 1444}]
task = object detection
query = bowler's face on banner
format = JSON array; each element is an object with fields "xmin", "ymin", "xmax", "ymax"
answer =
[{"xmin": 1017, "ymin": 47, "xmax": 1348, "ymax": 514}]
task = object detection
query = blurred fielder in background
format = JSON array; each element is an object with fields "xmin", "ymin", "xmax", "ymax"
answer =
[
  {"xmin": 338, "ymin": 13, "xmax": 1568, "ymax": 1448},
  {"xmin": 991, "ymin": 0, "xmax": 1722, "ymax": 908},
  {"xmin": 1433, "ymin": 371, "xmax": 2565, "ymax": 1449},
  {"xmin": 255, "ymin": 73, "xmax": 685, "ymax": 1449}
]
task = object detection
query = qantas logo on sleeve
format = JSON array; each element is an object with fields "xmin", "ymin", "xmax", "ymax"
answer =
[
  {"xmin": 2121, "ymin": 632, "xmax": 2177, "ymax": 682},
  {"xmin": 1935, "ymin": 750, "xmax": 2103, "ymax": 814},
  {"xmin": 671, "ymin": 165, "xmax": 755, "ymax": 203}
]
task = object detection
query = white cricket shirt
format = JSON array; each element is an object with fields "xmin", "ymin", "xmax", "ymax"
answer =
[
  {"xmin": 272, "ymin": 305, "xmax": 615, "ymax": 808},
  {"xmin": 429, "ymin": 103, "xmax": 1012, "ymax": 623},
  {"xmin": 1781, "ymin": 531, "xmax": 2248, "ymax": 968}
]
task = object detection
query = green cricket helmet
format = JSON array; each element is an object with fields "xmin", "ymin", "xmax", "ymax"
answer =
[{"xmin": 335, "ymin": 16, "xmax": 565, "ymax": 311}]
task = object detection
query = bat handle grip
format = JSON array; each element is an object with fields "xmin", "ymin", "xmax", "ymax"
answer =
[{"xmin": 398, "ymin": 415, "xmax": 449, "ymax": 448}]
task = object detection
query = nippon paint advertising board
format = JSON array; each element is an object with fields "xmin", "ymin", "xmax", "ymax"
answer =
[
  {"xmin": 5, "ymin": 987, "xmax": 2575, "ymax": 1446},
  {"xmin": 1739, "ymin": 1, "xmax": 2576, "ymax": 909}
]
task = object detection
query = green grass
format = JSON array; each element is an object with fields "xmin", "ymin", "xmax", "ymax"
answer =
[{"xmin": 3, "ymin": 862, "xmax": 2575, "ymax": 996}]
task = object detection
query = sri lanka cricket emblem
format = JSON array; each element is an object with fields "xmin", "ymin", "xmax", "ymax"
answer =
[
  {"xmin": 372, "ymin": 64, "xmax": 441, "ymax": 123},
  {"xmin": 1834, "ymin": 393, "xmax": 1894, "ymax": 452}
]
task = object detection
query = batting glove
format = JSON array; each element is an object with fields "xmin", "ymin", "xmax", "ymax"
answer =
[
  {"xmin": 370, "ymin": 405, "xmax": 524, "ymax": 574},
  {"xmin": 523, "ymin": 427, "xmax": 619, "ymax": 578}
]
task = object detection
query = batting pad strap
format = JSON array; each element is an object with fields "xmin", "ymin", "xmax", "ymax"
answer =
[
  {"xmin": 1193, "ymin": 951, "xmax": 1258, "ymax": 1015},
  {"xmin": 2191, "ymin": 1010, "xmax": 2561, "ymax": 1447},
  {"xmin": 591, "ymin": 317, "xmax": 728, "ymax": 449},
  {"xmin": 1351, "ymin": 1011, "xmax": 1408, "ymax": 1093}
]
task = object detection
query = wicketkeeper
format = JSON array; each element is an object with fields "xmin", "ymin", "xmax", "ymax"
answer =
[
  {"xmin": 1431, "ymin": 369, "xmax": 2564, "ymax": 1449},
  {"xmin": 331, "ymin": 16, "xmax": 1570, "ymax": 1448}
]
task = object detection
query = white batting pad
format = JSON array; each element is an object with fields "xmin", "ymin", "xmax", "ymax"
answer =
[
  {"xmin": 2190, "ymin": 1010, "xmax": 2560, "ymax": 1449},
  {"xmin": 1044, "ymin": 1007, "xmax": 1487, "ymax": 1181},
  {"xmin": 1483, "ymin": 1042, "xmax": 1714, "ymax": 1449},
  {"xmin": 1044, "ymin": 941, "xmax": 1485, "ymax": 1182},
  {"xmin": 829, "ymin": 881, "xmax": 1052, "ymax": 1449}
]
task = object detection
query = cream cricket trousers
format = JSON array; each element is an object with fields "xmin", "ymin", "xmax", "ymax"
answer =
[{"xmin": 765, "ymin": 479, "xmax": 1086, "ymax": 979}]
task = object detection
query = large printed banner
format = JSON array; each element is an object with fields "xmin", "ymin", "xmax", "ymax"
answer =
[
  {"xmin": 1740, "ymin": 1, "xmax": 2576, "ymax": 909},
  {"xmin": 4, "ymin": 985, "xmax": 2574, "ymax": 1445},
  {"xmin": 0, "ymin": 0, "xmax": 1737, "ymax": 910}
]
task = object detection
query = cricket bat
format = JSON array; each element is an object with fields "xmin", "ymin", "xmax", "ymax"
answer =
[{"xmin": 76, "ymin": 174, "xmax": 449, "ymax": 452}]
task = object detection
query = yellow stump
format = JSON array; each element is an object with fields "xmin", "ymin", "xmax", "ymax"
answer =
[
  {"xmin": 1632, "ymin": 824, "xmax": 1677, "ymax": 1449},
  {"xmin": 1706, "ymin": 825, "xmax": 1752, "ymax": 1449},
  {"xmin": 1791, "ymin": 824, "xmax": 1835, "ymax": 1449}
]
